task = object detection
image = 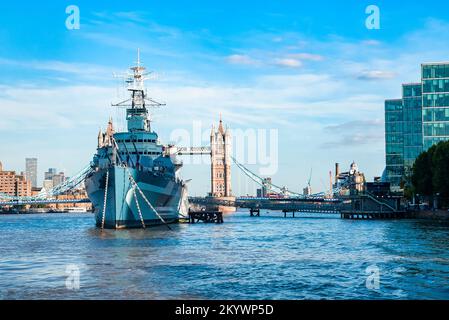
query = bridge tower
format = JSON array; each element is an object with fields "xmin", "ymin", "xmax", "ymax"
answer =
[
  {"xmin": 209, "ymin": 116, "xmax": 235, "ymax": 212},
  {"xmin": 210, "ymin": 116, "xmax": 232, "ymax": 197}
]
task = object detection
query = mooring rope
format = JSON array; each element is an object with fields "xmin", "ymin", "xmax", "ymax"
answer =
[
  {"xmin": 128, "ymin": 173, "xmax": 172, "ymax": 230},
  {"xmin": 101, "ymin": 170, "xmax": 109, "ymax": 230},
  {"xmin": 131, "ymin": 185, "xmax": 146, "ymax": 229}
]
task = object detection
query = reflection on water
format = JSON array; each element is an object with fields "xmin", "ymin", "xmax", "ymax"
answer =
[{"xmin": 0, "ymin": 212, "xmax": 448, "ymax": 299}]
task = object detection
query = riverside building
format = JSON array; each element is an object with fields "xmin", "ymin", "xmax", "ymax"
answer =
[
  {"xmin": 385, "ymin": 99, "xmax": 404, "ymax": 190},
  {"xmin": 422, "ymin": 62, "xmax": 449, "ymax": 150},
  {"xmin": 384, "ymin": 62, "xmax": 449, "ymax": 191},
  {"xmin": 0, "ymin": 161, "xmax": 31, "ymax": 197}
]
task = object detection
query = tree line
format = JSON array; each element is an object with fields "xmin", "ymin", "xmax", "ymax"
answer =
[{"xmin": 408, "ymin": 140, "xmax": 449, "ymax": 208}]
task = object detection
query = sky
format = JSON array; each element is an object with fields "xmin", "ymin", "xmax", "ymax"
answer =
[{"xmin": 1, "ymin": 0, "xmax": 449, "ymax": 196}]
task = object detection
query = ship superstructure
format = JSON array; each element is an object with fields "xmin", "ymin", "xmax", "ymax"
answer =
[{"xmin": 85, "ymin": 51, "xmax": 188, "ymax": 229}]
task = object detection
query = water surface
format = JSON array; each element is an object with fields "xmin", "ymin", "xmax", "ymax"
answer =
[{"xmin": 0, "ymin": 211, "xmax": 448, "ymax": 299}]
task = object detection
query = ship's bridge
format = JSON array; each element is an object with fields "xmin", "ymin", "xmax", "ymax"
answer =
[
  {"xmin": 126, "ymin": 107, "xmax": 149, "ymax": 131},
  {"xmin": 113, "ymin": 131, "xmax": 163, "ymax": 160}
]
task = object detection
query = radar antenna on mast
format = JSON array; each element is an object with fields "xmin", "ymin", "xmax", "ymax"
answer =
[{"xmin": 111, "ymin": 49, "xmax": 166, "ymax": 109}]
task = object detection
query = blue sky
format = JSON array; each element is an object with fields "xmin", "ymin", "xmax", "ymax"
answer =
[{"xmin": 1, "ymin": 1, "xmax": 449, "ymax": 195}]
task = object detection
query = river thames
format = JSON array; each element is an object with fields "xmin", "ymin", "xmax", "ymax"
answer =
[{"xmin": 0, "ymin": 211, "xmax": 448, "ymax": 300}]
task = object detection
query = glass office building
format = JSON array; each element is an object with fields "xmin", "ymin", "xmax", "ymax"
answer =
[
  {"xmin": 384, "ymin": 62, "xmax": 449, "ymax": 190},
  {"xmin": 402, "ymin": 83, "xmax": 423, "ymax": 168},
  {"xmin": 385, "ymin": 99, "xmax": 404, "ymax": 190},
  {"xmin": 422, "ymin": 63, "xmax": 449, "ymax": 150}
]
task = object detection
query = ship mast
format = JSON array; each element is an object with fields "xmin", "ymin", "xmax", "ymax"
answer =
[{"xmin": 112, "ymin": 49, "xmax": 166, "ymax": 132}]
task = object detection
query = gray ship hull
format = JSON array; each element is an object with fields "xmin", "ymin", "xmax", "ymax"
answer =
[{"xmin": 85, "ymin": 166, "xmax": 184, "ymax": 229}]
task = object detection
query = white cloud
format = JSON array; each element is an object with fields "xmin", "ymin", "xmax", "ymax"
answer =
[
  {"xmin": 287, "ymin": 53, "xmax": 324, "ymax": 61},
  {"xmin": 360, "ymin": 40, "xmax": 382, "ymax": 46},
  {"xmin": 0, "ymin": 57, "xmax": 116, "ymax": 80},
  {"xmin": 273, "ymin": 58, "xmax": 302, "ymax": 68},
  {"xmin": 81, "ymin": 32, "xmax": 180, "ymax": 58},
  {"xmin": 226, "ymin": 54, "xmax": 259, "ymax": 66},
  {"xmin": 226, "ymin": 53, "xmax": 323, "ymax": 69},
  {"xmin": 0, "ymin": 85, "xmax": 114, "ymax": 131},
  {"xmin": 322, "ymin": 119, "xmax": 384, "ymax": 148},
  {"xmin": 357, "ymin": 70, "xmax": 397, "ymax": 80}
]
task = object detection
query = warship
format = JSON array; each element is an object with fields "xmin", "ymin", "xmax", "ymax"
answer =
[{"xmin": 85, "ymin": 51, "xmax": 188, "ymax": 229}]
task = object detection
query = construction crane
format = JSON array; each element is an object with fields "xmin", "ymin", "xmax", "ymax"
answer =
[{"xmin": 306, "ymin": 168, "xmax": 312, "ymax": 193}]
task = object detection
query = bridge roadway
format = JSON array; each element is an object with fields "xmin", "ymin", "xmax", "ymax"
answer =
[
  {"xmin": 1, "ymin": 196, "xmax": 343, "ymax": 214},
  {"xmin": 1, "ymin": 195, "xmax": 402, "ymax": 219},
  {"xmin": 0, "ymin": 198, "xmax": 91, "ymax": 206},
  {"xmin": 189, "ymin": 197, "xmax": 344, "ymax": 214}
]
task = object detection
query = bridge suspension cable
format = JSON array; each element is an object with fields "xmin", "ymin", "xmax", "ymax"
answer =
[
  {"xmin": 0, "ymin": 164, "xmax": 95, "ymax": 202},
  {"xmin": 231, "ymin": 156, "xmax": 304, "ymax": 197},
  {"xmin": 231, "ymin": 156, "xmax": 341, "ymax": 199},
  {"xmin": 40, "ymin": 165, "xmax": 94, "ymax": 198}
]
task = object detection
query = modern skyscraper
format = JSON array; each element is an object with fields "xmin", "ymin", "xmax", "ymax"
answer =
[
  {"xmin": 52, "ymin": 172, "xmax": 65, "ymax": 187},
  {"xmin": 44, "ymin": 168, "xmax": 57, "ymax": 181},
  {"xmin": 402, "ymin": 83, "xmax": 423, "ymax": 168},
  {"xmin": 25, "ymin": 158, "xmax": 37, "ymax": 188},
  {"xmin": 422, "ymin": 62, "xmax": 449, "ymax": 150},
  {"xmin": 384, "ymin": 62, "xmax": 449, "ymax": 191},
  {"xmin": 385, "ymin": 99, "xmax": 404, "ymax": 190},
  {"xmin": 43, "ymin": 168, "xmax": 65, "ymax": 189}
]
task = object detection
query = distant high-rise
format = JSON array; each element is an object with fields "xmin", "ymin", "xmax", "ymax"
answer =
[
  {"xmin": 25, "ymin": 158, "xmax": 37, "ymax": 188},
  {"xmin": 44, "ymin": 168, "xmax": 57, "ymax": 181},
  {"xmin": 52, "ymin": 172, "xmax": 65, "ymax": 187},
  {"xmin": 262, "ymin": 177, "xmax": 272, "ymax": 197},
  {"xmin": 44, "ymin": 168, "xmax": 64, "ymax": 188}
]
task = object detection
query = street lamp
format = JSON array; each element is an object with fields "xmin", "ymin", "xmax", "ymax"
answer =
[
  {"xmin": 416, "ymin": 194, "xmax": 420, "ymax": 210},
  {"xmin": 435, "ymin": 193, "xmax": 440, "ymax": 210}
]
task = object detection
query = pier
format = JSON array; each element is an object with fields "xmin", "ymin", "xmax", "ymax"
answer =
[
  {"xmin": 339, "ymin": 193, "xmax": 407, "ymax": 220},
  {"xmin": 340, "ymin": 211, "xmax": 408, "ymax": 219},
  {"xmin": 188, "ymin": 210, "xmax": 224, "ymax": 224}
]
